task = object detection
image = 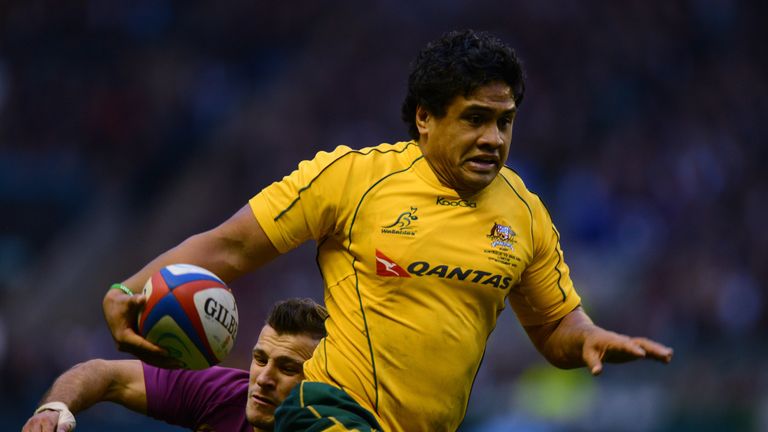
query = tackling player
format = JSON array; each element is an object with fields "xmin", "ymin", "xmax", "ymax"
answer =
[{"xmin": 23, "ymin": 298, "xmax": 327, "ymax": 432}]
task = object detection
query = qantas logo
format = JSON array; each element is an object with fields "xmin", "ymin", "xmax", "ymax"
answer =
[
  {"xmin": 374, "ymin": 251, "xmax": 511, "ymax": 289},
  {"xmin": 375, "ymin": 250, "xmax": 410, "ymax": 277}
]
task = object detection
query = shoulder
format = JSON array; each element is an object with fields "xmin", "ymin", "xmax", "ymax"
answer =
[
  {"xmin": 497, "ymin": 166, "xmax": 537, "ymax": 200},
  {"xmin": 144, "ymin": 364, "xmax": 248, "ymax": 393},
  {"xmin": 496, "ymin": 166, "xmax": 551, "ymax": 217},
  {"xmin": 304, "ymin": 141, "xmax": 419, "ymax": 169},
  {"xmin": 289, "ymin": 141, "xmax": 420, "ymax": 188},
  {"xmin": 188, "ymin": 366, "xmax": 249, "ymax": 390}
]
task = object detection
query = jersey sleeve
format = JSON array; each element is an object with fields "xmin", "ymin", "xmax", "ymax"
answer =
[
  {"xmin": 143, "ymin": 364, "xmax": 247, "ymax": 429},
  {"xmin": 249, "ymin": 145, "xmax": 355, "ymax": 253},
  {"xmin": 508, "ymin": 193, "xmax": 581, "ymax": 326}
]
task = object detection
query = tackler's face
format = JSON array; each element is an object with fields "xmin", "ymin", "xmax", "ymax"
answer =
[
  {"xmin": 246, "ymin": 325, "xmax": 318, "ymax": 430},
  {"xmin": 417, "ymin": 81, "xmax": 516, "ymax": 196}
]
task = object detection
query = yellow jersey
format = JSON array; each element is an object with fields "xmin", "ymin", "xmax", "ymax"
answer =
[{"xmin": 250, "ymin": 141, "xmax": 581, "ymax": 431}]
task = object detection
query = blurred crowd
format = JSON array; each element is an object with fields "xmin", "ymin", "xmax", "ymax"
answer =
[{"xmin": 1, "ymin": 1, "xmax": 766, "ymax": 431}]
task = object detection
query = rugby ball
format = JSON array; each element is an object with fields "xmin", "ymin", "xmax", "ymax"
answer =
[{"xmin": 137, "ymin": 264, "xmax": 238, "ymax": 369}]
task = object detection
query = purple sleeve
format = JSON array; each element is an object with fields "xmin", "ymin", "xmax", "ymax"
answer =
[{"xmin": 143, "ymin": 363, "xmax": 251, "ymax": 431}]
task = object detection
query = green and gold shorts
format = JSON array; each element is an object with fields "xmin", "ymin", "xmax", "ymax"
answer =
[{"xmin": 275, "ymin": 381, "xmax": 382, "ymax": 432}]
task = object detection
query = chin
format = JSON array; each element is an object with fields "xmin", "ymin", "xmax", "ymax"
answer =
[
  {"xmin": 246, "ymin": 406, "xmax": 274, "ymax": 428},
  {"xmin": 247, "ymin": 414, "xmax": 274, "ymax": 431},
  {"xmin": 458, "ymin": 171, "xmax": 497, "ymax": 193},
  {"xmin": 460, "ymin": 179, "xmax": 494, "ymax": 195}
]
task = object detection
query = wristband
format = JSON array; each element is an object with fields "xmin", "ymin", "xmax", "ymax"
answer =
[
  {"xmin": 110, "ymin": 283, "xmax": 134, "ymax": 296},
  {"xmin": 34, "ymin": 401, "xmax": 77, "ymax": 430}
]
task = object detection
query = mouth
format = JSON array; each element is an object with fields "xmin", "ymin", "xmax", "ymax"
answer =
[
  {"xmin": 250, "ymin": 393, "xmax": 276, "ymax": 407},
  {"xmin": 465, "ymin": 155, "xmax": 499, "ymax": 172}
]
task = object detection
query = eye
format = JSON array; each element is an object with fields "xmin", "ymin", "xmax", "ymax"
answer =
[
  {"xmin": 463, "ymin": 113, "xmax": 484, "ymax": 126},
  {"xmin": 279, "ymin": 363, "xmax": 302, "ymax": 375},
  {"xmin": 469, "ymin": 115, "xmax": 483, "ymax": 125},
  {"xmin": 252, "ymin": 355, "xmax": 267, "ymax": 366},
  {"xmin": 280, "ymin": 368, "xmax": 299, "ymax": 376},
  {"xmin": 498, "ymin": 116, "xmax": 513, "ymax": 129}
]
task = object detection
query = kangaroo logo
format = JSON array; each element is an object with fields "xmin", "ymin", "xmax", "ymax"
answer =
[
  {"xmin": 381, "ymin": 207, "xmax": 419, "ymax": 236},
  {"xmin": 382, "ymin": 207, "xmax": 418, "ymax": 229}
]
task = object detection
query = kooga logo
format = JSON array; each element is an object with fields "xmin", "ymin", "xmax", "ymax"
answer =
[{"xmin": 436, "ymin": 196, "xmax": 476, "ymax": 208}]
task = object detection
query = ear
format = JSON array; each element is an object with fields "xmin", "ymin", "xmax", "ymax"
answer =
[{"xmin": 415, "ymin": 105, "xmax": 430, "ymax": 136}]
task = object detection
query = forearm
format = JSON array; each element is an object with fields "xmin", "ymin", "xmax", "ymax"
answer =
[
  {"xmin": 40, "ymin": 359, "xmax": 146, "ymax": 414},
  {"xmin": 525, "ymin": 306, "xmax": 671, "ymax": 375},
  {"xmin": 120, "ymin": 233, "xmax": 249, "ymax": 293},
  {"xmin": 545, "ymin": 311, "xmax": 601, "ymax": 369},
  {"xmin": 529, "ymin": 307, "xmax": 599, "ymax": 369},
  {"xmin": 119, "ymin": 206, "xmax": 278, "ymax": 294}
]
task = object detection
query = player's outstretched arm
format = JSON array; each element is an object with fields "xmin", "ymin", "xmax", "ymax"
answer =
[
  {"xmin": 524, "ymin": 306, "xmax": 673, "ymax": 375},
  {"xmin": 103, "ymin": 204, "xmax": 280, "ymax": 366},
  {"xmin": 21, "ymin": 359, "xmax": 146, "ymax": 432}
]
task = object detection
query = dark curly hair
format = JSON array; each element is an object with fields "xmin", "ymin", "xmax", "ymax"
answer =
[
  {"xmin": 266, "ymin": 297, "xmax": 328, "ymax": 340},
  {"xmin": 401, "ymin": 29, "xmax": 526, "ymax": 140}
]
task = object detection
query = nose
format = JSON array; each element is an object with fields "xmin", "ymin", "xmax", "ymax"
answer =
[
  {"xmin": 478, "ymin": 124, "xmax": 504, "ymax": 148},
  {"xmin": 256, "ymin": 365, "xmax": 277, "ymax": 389}
]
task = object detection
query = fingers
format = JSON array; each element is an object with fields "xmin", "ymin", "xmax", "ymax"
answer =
[
  {"xmin": 104, "ymin": 290, "xmax": 182, "ymax": 366},
  {"xmin": 115, "ymin": 329, "xmax": 183, "ymax": 368},
  {"xmin": 583, "ymin": 330, "xmax": 655, "ymax": 375},
  {"xmin": 103, "ymin": 290, "xmax": 140, "ymax": 331},
  {"xmin": 583, "ymin": 335, "xmax": 642, "ymax": 374},
  {"xmin": 583, "ymin": 348, "xmax": 604, "ymax": 376},
  {"xmin": 116, "ymin": 329, "xmax": 165, "ymax": 355},
  {"xmin": 586, "ymin": 332, "xmax": 673, "ymax": 376},
  {"xmin": 123, "ymin": 345, "xmax": 183, "ymax": 369},
  {"xmin": 633, "ymin": 337, "xmax": 673, "ymax": 363},
  {"xmin": 124, "ymin": 294, "xmax": 147, "ymax": 318},
  {"xmin": 602, "ymin": 336, "xmax": 648, "ymax": 364},
  {"xmin": 623, "ymin": 338, "xmax": 647, "ymax": 357},
  {"xmin": 22, "ymin": 412, "xmax": 58, "ymax": 432}
]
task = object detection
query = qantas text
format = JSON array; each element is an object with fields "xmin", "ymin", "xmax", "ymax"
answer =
[{"xmin": 406, "ymin": 261, "xmax": 512, "ymax": 289}]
